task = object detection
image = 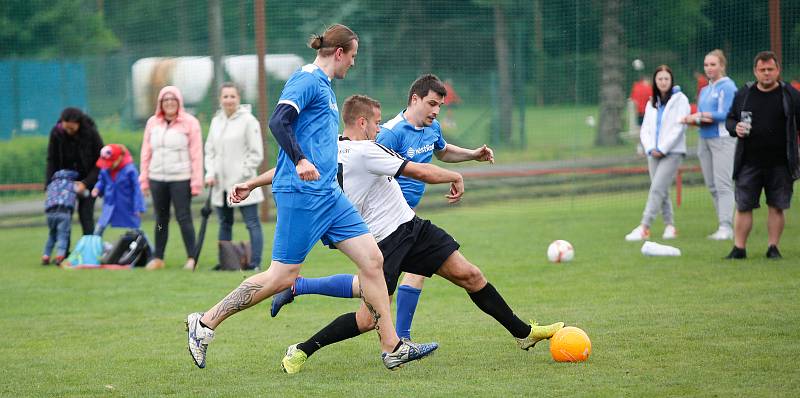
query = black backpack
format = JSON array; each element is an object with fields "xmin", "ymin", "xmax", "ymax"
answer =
[{"xmin": 102, "ymin": 230, "xmax": 152, "ymax": 267}]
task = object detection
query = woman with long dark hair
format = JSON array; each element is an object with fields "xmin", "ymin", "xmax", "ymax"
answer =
[
  {"xmin": 625, "ymin": 65, "xmax": 690, "ymax": 241},
  {"xmin": 45, "ymin": 107, "xmax": 104, "ymax": 236}
]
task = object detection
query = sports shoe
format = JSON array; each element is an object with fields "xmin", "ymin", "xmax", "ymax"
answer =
[
  {"xmin": 41, "ymin": 255, "xmax": 51, "ymax": 265},
  {"xmin": 183, "ymin": 258, "xmax": 196, "ymax": 271},
  {"xmin": 724, "ymin": 246, "xmax": 747, "ymax": 260},
  {"xmin": 625, "ymin": 225, "xmax": 650, "ymax": 241},
  {"xmin": 766, "ymin": 245, "xmax": 782, "ymax": 259},
  {"xmin": 662, "ymin": 225, "xmax": 678, "ymax": 240},
  {"xmin": 516, "ymin": 321, "xmax": 565, "ymax": 350},
  {"xmin": 186, "ymin": 312, "xmax": 214, "ymax": 368},
  {"xmin": 707, "ymin": 227, "xmax": 733, "ymax": 240},
  {"xmin": 281, "ymin": 344, "xmax": 308, "ymax": 374},
  {"xmin": 270, "ymin": 287, "xmax": 295, "ymax": 317},
  {"xmin": 381, "ymin": 339, "xmax": 438, "ymax": 370}
]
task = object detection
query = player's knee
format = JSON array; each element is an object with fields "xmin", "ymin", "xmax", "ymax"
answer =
[
  {"xmin": 359, "ymin": 250, "xmax": 384, "ymax": 277},
  {"xmin": 461, "ymin": 265, "xmax": 486, "ymax": 292}
]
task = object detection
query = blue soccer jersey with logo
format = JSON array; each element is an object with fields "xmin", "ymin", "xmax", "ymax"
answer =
[
  {"xmin": 377, "ymin": 112, "xmax": 447, "ymax": 207},
  {"xmin": 272, "ymin": 64, "xmax": 341, "ymax": 195}
]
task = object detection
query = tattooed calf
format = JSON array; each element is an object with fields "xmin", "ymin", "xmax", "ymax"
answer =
[
  {"xmin": 359, "ymin": 283, "xmax": 382, "ymax": 341},
  {"xmin": 208, "ymin": 282, "xmax": 263, "ymax": 321}
]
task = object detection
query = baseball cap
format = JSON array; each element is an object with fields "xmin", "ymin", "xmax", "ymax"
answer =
[{"xmin": 96, "ymin": 144, "xmax": 125, "ymax": 169}]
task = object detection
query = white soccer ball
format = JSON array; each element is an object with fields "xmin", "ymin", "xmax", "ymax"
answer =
[
  {"xmin": 632, "ymin": 59, "xmax": 645, "ymax": 71},
  {"xmin": 547, "ymin": 240, "xmax": 574, "ymax": 263}
]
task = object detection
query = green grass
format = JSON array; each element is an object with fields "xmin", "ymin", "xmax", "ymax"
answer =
[{"xmin": 2, "ymin": 187, "xmax": 798, "ymax": 397}]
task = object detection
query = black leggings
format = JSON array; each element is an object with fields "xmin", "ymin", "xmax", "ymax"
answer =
[
  {"xmin": 76, "ymin": 194, "xmax": 96, "ymax": 235},
  {"xmin": 149, "ymin": 179, "xmax": 196, "ymax": 259}
]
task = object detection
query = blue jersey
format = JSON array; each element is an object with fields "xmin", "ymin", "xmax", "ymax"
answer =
[
  {"xmin": 377, "ymin": 112, "xmax": 447, "ymax": 207},
  {"xmin": 272, "ymin": 64, "xmax": 341, "ymax": 195}
]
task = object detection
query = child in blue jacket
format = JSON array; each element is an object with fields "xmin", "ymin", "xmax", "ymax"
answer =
[{"xmin": 91, "ymin": 144, "xmax": 147, "ymax": 236}]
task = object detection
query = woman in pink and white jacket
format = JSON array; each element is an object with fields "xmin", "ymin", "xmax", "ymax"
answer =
[{"xmin": 139, "ymin": 86, "xmax": 203, "ymax": 270}]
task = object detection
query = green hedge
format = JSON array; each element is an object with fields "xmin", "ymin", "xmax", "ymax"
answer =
[{"xmin": 0, "ymin": 126, "xmax": 145, "ymax": 187}]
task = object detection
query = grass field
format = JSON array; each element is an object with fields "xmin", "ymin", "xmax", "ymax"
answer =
[{"xmin": 2, "ymin": 186, "xmax": 799, "ymax": 397}]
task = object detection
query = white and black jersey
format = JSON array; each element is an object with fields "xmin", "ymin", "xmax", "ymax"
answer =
[{"xmin": 337, "ymin": 137, "xmax": 416, "ymax": 242}]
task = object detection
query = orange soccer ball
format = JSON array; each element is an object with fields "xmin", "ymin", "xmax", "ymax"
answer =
[{"xmin": 550, "ymin": 326, "xmax": 591, "ymax": 362}]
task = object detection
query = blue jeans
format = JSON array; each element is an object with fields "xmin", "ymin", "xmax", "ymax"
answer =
[
  {"xmin": 44, "ymin": 210, "xmax": 72, "ymax": 257},
  {"xmin": 216, "ymin": 202, "xmax": 263, "ymax": 268}
]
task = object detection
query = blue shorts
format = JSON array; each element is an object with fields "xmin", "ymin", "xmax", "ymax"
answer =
[{"xmin": 272, "ymin": 190, "xmax": 370, "ymax": 264}]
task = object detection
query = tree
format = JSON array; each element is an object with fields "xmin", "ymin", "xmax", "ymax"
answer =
[
  {"xmin": 596, "ymin": 0, "xmax": 624, "ymax": 146},
  {"xmin": 0, "ymin": 0, "xmax": 118, "ymax": 58}
]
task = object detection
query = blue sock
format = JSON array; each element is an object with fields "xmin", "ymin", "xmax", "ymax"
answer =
[
  {"xmin": 294, "ymin": 274, "xmax": 354, "ymax": 298},
  {"xmin": 395, "ymin": 285, "xmax": 422, "ymax": 339}
]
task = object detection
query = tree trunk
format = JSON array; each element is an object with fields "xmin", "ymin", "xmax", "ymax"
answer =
[
  {"xmin": 493, "ymin": 4, "xmax": 513, "ymax": 144},
  {"xmin": 596, "ymin": 0, "xmax": 624, "ymax": 146},
  {"xmin": 209, "ymin": 0, "xmax": 225, "ymax": 109}
]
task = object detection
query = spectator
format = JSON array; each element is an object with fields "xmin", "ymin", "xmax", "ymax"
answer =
[
  {"xmin": 42, "ymin": 169, "xmax": 80, "ymax": 265},
  {"xmin": 204, "ymin": 83, "xmax": 264, "ymax": 270},
  {"xmin": 139, "ymin": 86, "xmax": 203, "ymax": 270},
  {"xmin": 625, "ymin": 65, "xmax": 690, "ymax": 241},
  {"xmin": 91, "ymin": 144, "xmax": 148, "ymax": 239},
  {"xmin": 45, "ymin": 107, "xmax": 104, "ymax": 238},
  {"xmin": 630, "ymin": 76, "xmax": 652, "ymax": 126},
  {"xmin": 682, "ymin": 49, "xmax": 737, "ymax": 240},
  {"xmin": 724, "ymin": 51, "xmax": 800, "ymax": 259}
]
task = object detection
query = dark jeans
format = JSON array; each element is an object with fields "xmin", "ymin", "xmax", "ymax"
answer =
[
  {"xmin": 150, "ymin": 179, "xmax": 196, "ymax": 259},
  {"xmin": 216, "ymin": 200, "xmax": 263, "ymax": 268},
  {"xmin": 44, "ymin": 210, "xmax": 72, "ymax": 257}
]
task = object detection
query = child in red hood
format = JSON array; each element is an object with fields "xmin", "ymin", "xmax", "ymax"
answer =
[{"xmin": 91, "ymin": 144, "xmax": 147, "ymax": 236}]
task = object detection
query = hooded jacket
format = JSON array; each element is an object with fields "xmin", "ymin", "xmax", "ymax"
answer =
[
  {"xmin": 95, "ymin": 145, "xmax": 146, "ymax": 229},
  {"xmin": 726, "ymin": 81, "xmax": 800, "ymax": 180},
  {"xmin": 139, "ymin": 86, "xmax": 204, "ymax": 195},
  {"xmin": 45, "ymin": 117, "xmax": 103, "ymax": 188},
  {"xmin": 204, "ymin": 104, "xmax": 264, "ymax": 207},
  {"xmin": 640, "ymin": 86, "xmax": 690, "ymax": 155},
  {"xmin": 697, "ymin": 76, "xmax": 737, "ymax": 139},
  {"xmin": 45, "ymin": 169, "xmax": 80, "ymax": 211}
]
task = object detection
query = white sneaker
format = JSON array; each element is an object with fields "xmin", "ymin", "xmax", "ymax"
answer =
[
  {"xmin": 662, "ymin": 225, "xmax": 677, "ymax": 240},
  {"xmin": 186, "ymin": 312, "xmax": 214, "ymax": 368},
  {"xmin": 707, "ymin": 227, "xmax": 733, "ymax": 240},
  {"xmin": 641, "ymin": 241, "xmax": 681, "ymax": 256},
  {"xmin": 625, "ymin": 225, "xmax": 650, "ymax": 241}
]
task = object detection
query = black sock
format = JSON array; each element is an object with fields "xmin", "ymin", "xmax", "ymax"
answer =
[
  {"xmin": 297, "ymin": 312, "xmax": 360, "ymax": 357},
  {"xmin": 199, "ymin": 319, "xmax": 213, "ymax": 330},
  {"xmin": 468, "ymin": 282, "xmax": 530, "ymax": 339}
]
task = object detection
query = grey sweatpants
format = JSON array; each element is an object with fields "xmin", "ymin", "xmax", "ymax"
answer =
[
  {"xmin": 641, "ymin": 153, "xmax": 683, "ymax": 227},
  {"xmin": 697, "ymin": 136, "xmax": 736, "ymax": 230}
]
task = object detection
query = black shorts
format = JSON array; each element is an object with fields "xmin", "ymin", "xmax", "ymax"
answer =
[
  {"xmin": 735, "ymin": 163, "xmax": 794, "ymax": 211},
  {"xmin": 378, "ymin": 216, "xmax": 460, "ymax": 295}
]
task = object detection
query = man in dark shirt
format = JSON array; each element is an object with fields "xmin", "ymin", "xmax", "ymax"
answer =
[{"xmin": 725, "ymin": 51, "xmax": 800, "ymax": 259}]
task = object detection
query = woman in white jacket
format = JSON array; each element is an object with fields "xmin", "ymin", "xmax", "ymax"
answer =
[
  {"xmin": 626, "ymin": 65, "xmax": 690, "ymax": 241},
  {"xmin": 204, "ymin": 83, "xmax": 264, "ymax": 270}
]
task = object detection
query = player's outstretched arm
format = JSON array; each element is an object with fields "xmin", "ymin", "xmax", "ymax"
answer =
[
  {"xmin": 402, "ymin": 162, "xmax": 464, "ymax": 203},
  {"xmin": 435, "ymin": 143, "xmax": 495, "ymax": 164},
  {"xmin": 229, "ymin": 168, "xmax": 276, "ymax": 204}
]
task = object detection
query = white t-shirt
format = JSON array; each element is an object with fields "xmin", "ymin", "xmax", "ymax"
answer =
[{"xmin": 337, "ymin": 137, "xmax": 415, "ymax": 242}]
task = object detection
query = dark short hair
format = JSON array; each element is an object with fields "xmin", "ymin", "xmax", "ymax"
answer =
[
  {"xmin": 753, "ymin": 51, "xmax": 780, "ymax": 69},
  {"xmin": 342, "ymin": 95, "xmax": 381, "ymax": 126},
  {"xmin": 407, "ymin": 74, "xmax": 447, "ymax": 105}
]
